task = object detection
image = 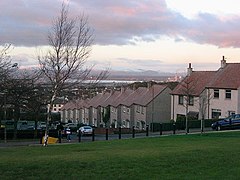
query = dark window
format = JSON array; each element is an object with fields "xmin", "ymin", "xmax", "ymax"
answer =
[
  {"xmin": 214, "ymin": 89, "xmax": 219, "ymax": 98},
  {"xmin": 178, "ymin": 95, "xmax": 183, "ymax": 105},
  {"xmin": 225, "ymin": 90, "xmax": 231, "ymax": 99},
  {"xmin": 212, "ymin": 109, "xmax": 221, "ymax": 119},
  {"xmin": 188, "ymin": 96, "xmax": 194, "ymax": 106}
]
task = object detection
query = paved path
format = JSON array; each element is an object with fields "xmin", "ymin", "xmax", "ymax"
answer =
[{"xmin": 0, "ymin": 128, "xmax": 213, "ymax": 148}]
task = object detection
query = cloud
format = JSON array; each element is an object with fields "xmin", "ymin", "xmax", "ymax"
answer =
[{"xmin": 1, "ymin": 0, "xmax": 240, "ymax": 48}]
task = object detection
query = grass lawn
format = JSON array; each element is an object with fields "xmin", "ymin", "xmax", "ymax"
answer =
[{"xmin": 1, "ymin": 131, "xmax": 240, "ymax": 179}]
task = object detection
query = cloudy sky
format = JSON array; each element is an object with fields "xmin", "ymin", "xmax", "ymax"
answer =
[{"xmin": 1, "ymin": 0, "xmax": 240, "ymax": 73}]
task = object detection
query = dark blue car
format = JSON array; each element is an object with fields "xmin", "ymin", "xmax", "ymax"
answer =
[{"xmin": 211, "ymin": 114, "xmax": 240, "ymax": 131}]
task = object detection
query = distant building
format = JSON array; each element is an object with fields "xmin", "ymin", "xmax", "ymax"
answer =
[{"xmin": 48, "ymin": 97, "xmax": 67, "ymax": 113}]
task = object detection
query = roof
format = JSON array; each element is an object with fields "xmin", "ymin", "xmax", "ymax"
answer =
[
  {"xmin": 172, "ymin": 62, "xmax": 240, "ymax": 96},
  {"xmin": 171, "ymin": 71, "xmax": 216, "ymax": 96},
  {"xmin": 101, "ymin": 91, "xmax": 121, "ymax": 108},
  {"xmin": 122, "ymin": 87, "xmax": 148, "ymax": 107},
  {"xmin": 134, "ymin": 85, "xmax": 168, "ymax": 106},
  {"xmin": 61, "ymin": 85, "xmax": 169, "ymax": 110},
  {"xmin": 206, "ymin": 63, "xmax": 240, "ymax": 89},
  {"xmin": 61, "ymin": 101, "xmax": 75, "ymax": 110},
  {"xmin": 89, "ymin": 92, "xmax": 111, "ymax": 108},
  {"xmin": 111, "ymin": 88, "xmax": 134, "ymax": 107}
]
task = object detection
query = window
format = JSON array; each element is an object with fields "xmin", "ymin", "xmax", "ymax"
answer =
[
  {"xmin": 126, "ymin": 120, "xmax": 130, "ymax": 128},
  {"xmin": 226, "ymin": 89, "xmax": 231, "ymax": 99},
  {"xmin": 214, "ymin": 89, "xmax": 219, "ymax": 98},
  {"xmin": 212, "ymin": 109, "xmax": 221, "ymax": 119},
  {"xmin": 178, "ymin": 95, "xmax": 183, "ymax": 105},
  {"xmin": 123, "ymin": 106, "xmax": 126, "ymax": 113},
  {"xmin": 127, "ymin": 108, "xmax": 130, "ymax": 113},
  {"xmin": 188, "ymin": 96, "xmax": 194, "ymax": 106},
  {"xmin": 228, "ymin": 111, "xmax": 235, "ymax": 116},
  {"xmin": 136, "ymin": 121, "xmax": 140, "ymax": 129},
  {"xmin": 122, "ymin": 120, "xmax": 126, "ymax": 128},
  {"xmin": 136, "ymin": 105, "xmax": 140, "ymax": 113}
]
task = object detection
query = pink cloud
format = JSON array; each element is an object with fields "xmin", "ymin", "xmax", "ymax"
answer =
[{"xmin": 1, "ymin": 0, "xmax": 240, "ymax": 48}]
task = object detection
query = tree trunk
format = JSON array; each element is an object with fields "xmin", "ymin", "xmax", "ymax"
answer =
[{"xmin": 43, "ymin": 90, "xmax": 57, "ymax": 146}]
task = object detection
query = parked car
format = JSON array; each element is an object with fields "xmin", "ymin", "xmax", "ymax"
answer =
[
  {"xmin": 37, "ymin": 122, "xmax": 46, "ymax": 130},
  {"xmin": 77, "ymin": 126, "xmax": 93, "ymax": 135},
  {"xmin": 211, "ymin": 114, "xmax": 240, "ymax": 131},
  {"xmin": 64, "ymin": 123, "xmax": 78, "ymax": 128}
]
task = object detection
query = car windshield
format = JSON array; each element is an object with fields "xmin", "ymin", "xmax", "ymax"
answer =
[{"xmin": 84, "ymin": 126, "xmax": 91, "ymax": 129}]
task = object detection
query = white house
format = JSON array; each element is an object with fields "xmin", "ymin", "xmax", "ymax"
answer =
[{"xmin": 171, "ymin": 57, "xmax": 240, "ymax": 121}]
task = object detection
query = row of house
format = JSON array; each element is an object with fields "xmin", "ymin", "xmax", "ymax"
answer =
[
  {"xmin": 61, "ymin": 84, "xmax": 171, "ymax": 129},
  {"xmin": 60, "ymin": 57, "xmax": 240, "ymax": 129}
]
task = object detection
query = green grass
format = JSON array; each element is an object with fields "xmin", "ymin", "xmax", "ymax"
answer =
[{"xmin": 1, "ymin": 131, "xmax": 240, "ymax": 179}]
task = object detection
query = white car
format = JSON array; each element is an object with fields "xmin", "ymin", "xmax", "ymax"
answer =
[{"xmin": 78, "ymin": 126, "xmax": 93, "ymax": 135}]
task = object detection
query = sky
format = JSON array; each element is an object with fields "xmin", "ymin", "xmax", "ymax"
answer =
[{"xmin": 1, "ymin": 0, "xmax": 240, "ymax": 74}]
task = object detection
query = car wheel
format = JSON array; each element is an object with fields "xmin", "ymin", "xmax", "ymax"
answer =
[{"xmin": 217, "ymin": 126, "xmax": 221, "ymax": 131}]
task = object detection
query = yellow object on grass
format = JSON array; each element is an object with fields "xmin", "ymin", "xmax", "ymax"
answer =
[{"xmin": 42, "ymin": 136, "xmax": 58, "ymax": 144}]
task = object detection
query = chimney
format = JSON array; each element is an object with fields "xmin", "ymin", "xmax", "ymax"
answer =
[
  {"xmin": 221, "ymin": 56, "xmax": 226, "ymax": 68},
  {"xmin": 133, "ymin": 83, "xmax": 137, "ymax": 91},
  {"xmin": 147, "ymin": 81, "xmax": 152, "ymax": 89},
  {"xmin": 120, "ymin": 86, "xmax": 125, "ymax": 93},
  {"xmin": 187, "ymin": 63, "xmax": 193, "ymax": 76}
]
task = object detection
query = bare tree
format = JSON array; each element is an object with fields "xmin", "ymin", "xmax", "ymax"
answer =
[
  {"xmin": 0, "ymin": 44, "xmax": 14, "ymax": 126},
  {"xmin": 198, "ymin": 89, "xmax": 212, "ymax": 133},
  {"xmin": 38, "ymin": 4, "xmax": 107, "ymax": 146},
  {"xmin": 0, "ymin": 44, "xmax": 12, "ymax": 79},
  {"xmin": 179, "ymin": 77, "xmax": 196, "ymax": 134}
]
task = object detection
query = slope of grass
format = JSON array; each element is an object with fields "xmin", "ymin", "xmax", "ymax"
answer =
[{"xmin": 1, "ymin": 131, "xmax": 240, "ymax": 179}]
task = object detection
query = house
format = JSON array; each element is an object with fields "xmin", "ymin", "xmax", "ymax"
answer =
[
  {"xmin": 60, "ymin": 83, "xmax": 172, "ymax": 129},
  {"xmin": 110, "ymin": 88, "xmax": 134, "ymax": 128},
  {"xmin": 111, "ymin": 84, "xmax": 171, "ymax": 130},
  {"xmin": 61, "ymin": 99, "xmax": 90, "ymax": 124},
  {"xmin": 171, "ymin": 57, "xmax": 240, "ymax": 121},
  {"xmin": 127, "ymin": 84, "xmax": 171, "ymax": 129},
  {"xmin": 48, "ymin": 97, "xmax": 67, "ymax": 113}
]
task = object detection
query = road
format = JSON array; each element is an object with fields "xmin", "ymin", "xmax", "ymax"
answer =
[{"xmin": 0, "ymin": 127, "xmax": 213, "ymax": 147}]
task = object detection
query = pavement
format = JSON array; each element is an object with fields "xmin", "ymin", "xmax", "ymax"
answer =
[{"xmin": 0, "ymin": 127, "xmax": 213, "ymax": 148}]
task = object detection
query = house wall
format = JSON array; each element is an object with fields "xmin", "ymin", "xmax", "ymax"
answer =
[
  {"xmin": 209, "ymin": 88, "xmax": 238, "ymax": 118},
  {"xmin": 132, "ymin": 104, "xmax": 146, "ymax": 129},
  {"xmin": 96, "ymin": 107, "xmax": 102, "ymax": 127},
  {"xmin": 118, "ymin": 105, "xmax": 131, "ymax": 128},
  {"xmin": 91, "ymin": 107, "xmax": 98, "ymax": 127},
  {"xmin": 171, "ymin": 94, "xmax": 200, "ymax": 121},
  {"xmin": 82, "ymin": 108, "xmax": 89, "ymax": 124},
  {"xmin": 61, "ymin": 110, "xmax": 66, "ymax": 122},
  {"xmin": 76, "ymin": 109, "xmax": 83, "ymax": 124},
  {"xmin": 146, "ymin": 88, "xmax": 171, "ymax": 123},
  {"xmin": 238, "ymin": 88, "xmax": 240, "ymax": 114},
  {"xmin": 48, "ymin": 103, "xmax": 63, "ymax": 113},
  {"xmin": 72, "ymin": 109, "xmax": 77, "ymax": 123},
  {"xmin": 110, "ymin": 106, "xmax": 118, "ymax": 127}
]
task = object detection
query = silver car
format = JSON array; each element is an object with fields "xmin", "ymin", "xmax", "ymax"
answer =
[{"xmin": 78, "ymin": 126, "xmax": 93, "ymax": 135}]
